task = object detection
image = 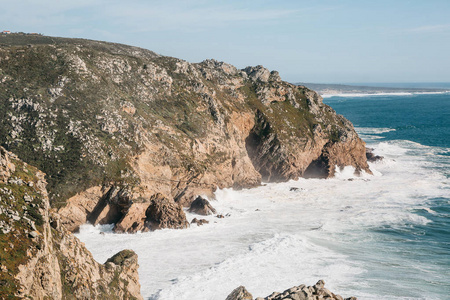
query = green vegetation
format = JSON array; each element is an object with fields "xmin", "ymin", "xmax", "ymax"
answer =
[{"xmin": 0, "ymin": 159, "xmax": 44, "ymax": 298}]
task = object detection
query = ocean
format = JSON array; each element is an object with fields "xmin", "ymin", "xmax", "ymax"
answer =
[{"xmin": 76, "ymin": 92, "xmax": 450, "ymax": 300}]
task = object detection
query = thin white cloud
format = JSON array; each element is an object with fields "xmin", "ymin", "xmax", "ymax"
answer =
[
  {"xmin": 407, "ymin": 24, "xmax": 450, "ymax": 33},
  {"xmin": 101, "ymin": 2, "xmax": 300, "ymax": 32}
]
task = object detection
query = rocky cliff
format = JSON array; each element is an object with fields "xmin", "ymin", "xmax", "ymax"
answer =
[
  {"xmin": 0, "ymin": 34, "xmax": 370, "ymax": 233},
  {"xmin": 0, "ymin": 146, "xmax": 142, "ymax": 299}
]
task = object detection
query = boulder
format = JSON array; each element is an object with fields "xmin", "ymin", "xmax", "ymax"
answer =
[
  {"xmin": 226, "ymin": 286, "xmax": 253, "ymax": 300},
  {"xmin": 145, "ymin": 193, "xmax": 189, "ymax": 230},
  {"xmin": 191, "ymin": 218, "xmax": 209, "ymax": 226},
  {"xmin": 366, "ymin": 148, "xmax": 383, "ymax": 162},
  {"xmin": 189, "ymin": 196, "xmax": 217, "ymax": 215}
]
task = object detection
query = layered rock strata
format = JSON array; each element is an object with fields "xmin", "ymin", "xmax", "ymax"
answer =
[
  {"xmin": 227, "ymin": 280, "xmax": 356, "ymax": 300},
  {"xmin": 0, "ymin": 35, "xmax": 370, "ymax": 232},
  {"xmin": 0, "ymin": 146, "xmax": 142, "ymax": 299}
]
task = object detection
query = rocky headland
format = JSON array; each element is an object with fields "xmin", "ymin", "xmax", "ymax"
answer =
[{"xmin": 0, "ymin": 34, "xmax": 371, "ymax": 235}]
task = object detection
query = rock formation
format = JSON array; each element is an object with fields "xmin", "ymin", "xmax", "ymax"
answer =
[
  {"xmin": 366, "ymin": 148, "xmax": 383, "ymax": 162},
  {"xmin": 0, "ymin": 34, "xmax": 370, "ymax": 232},
  {"xmin": 145, "ymin": 192, "xmax": 189, "ymax": 230},
  {"xmin": 0, "ymin": 146, "xmax": 142, "ymax": 299},
  {"xmin": 189, "ymin": 196, "xmax": 217, "ymax": 215},
  {"xmin": 226, "ymin": 280, "xmax": 356, "ymax": 300},
  {"xmin": 226, "ymin": 286, "xmax": 253, "ymax": 300},
  {"xmin": 191, "ymin": 218, "xmax": 209, "ymax": 226}
]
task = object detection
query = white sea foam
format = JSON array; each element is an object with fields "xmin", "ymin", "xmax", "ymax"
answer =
[
  {"xmin": 356, "ymin": 127, "xmax": 396, "ymax": 135},
  {"xmin": 76, "ymin": 137, "xmax": 450, "ymax": 300}
]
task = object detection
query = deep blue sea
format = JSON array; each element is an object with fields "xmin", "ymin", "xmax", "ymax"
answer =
[{"xmin": 324, "ymin": 92, "xmax": 450, "ymax": 299}]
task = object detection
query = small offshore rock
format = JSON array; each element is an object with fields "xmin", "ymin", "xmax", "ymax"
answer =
[
  {"xmin": 366, "ymin": 148, "xmax": 383, "ymax": 162},
  {"xmin": 189, "ymin": 196, "xmax": 217, "ymax": 215},
  {"xmin": 191, "ymin": 218, "xmax": 209, "ymax": 226}
]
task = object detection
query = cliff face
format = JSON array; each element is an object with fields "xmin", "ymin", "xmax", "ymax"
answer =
[
  {"xmin": 0, "ymin": 146, "xmax": 142, "ymax": 299},
  {"xmin": 0, "ymin": 35, "xmax": 370, "ymax": 233}
]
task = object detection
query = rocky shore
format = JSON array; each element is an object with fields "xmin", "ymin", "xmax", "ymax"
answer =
[{"xmin": 227, "ymin": 280, "xmax": 356, "ymax": 300}]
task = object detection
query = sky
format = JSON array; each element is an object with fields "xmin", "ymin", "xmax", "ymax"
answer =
[{"xmin": 1, "ymin": 0, "xmax": 449, "ymax": 83}]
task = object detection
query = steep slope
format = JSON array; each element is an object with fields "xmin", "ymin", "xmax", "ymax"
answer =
[
  {"xmin": 0, "ymin": 146, "xmax": 142, "ymax": 299},
  {"xmin": 0, "ymin": 34, "xmax": 370, "ymax": 232}
]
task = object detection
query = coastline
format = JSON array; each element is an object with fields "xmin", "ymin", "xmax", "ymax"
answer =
[{"xmin": 320, "ymin": 90, "xmax": 450, "ymax": 98}]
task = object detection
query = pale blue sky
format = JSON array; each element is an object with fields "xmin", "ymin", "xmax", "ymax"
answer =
[{"xmin": 1, "ymin": 0, "xmax": 449, "ymax": 83}]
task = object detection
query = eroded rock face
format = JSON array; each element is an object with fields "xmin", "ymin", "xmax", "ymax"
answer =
[
  {"xmin": 114, "ymin": 202, "xmax": 149, "ymax": 233},
  {"xmin": 189, "ymin": 196, "xmax": 217, "ymax": 215},
  {"xmin": 0, "ymin": 35, "xmax": 370, "ymax": 233},
  {"xmin": 227, "ymin": 280, "xmax": 357, "ymax": 300},
  {"xmin": 145, "ymin": 193, "xmax": 189, "ymax": 230},
  {"xmin": 0, "ymin": 147, "xmax": 142, "ymax": 299}
]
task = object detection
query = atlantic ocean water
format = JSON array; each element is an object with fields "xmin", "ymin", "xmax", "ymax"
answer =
[{"xmin": 76, "ymin": 92, "xmax": 450, "ymax": 300}]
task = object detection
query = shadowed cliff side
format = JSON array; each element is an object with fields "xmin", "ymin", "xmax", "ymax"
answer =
[{"xmin": 0, "ymin": 34, "xmax": 370, "ymax": 232}]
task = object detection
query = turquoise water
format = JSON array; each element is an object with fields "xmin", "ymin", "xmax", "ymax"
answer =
[
  {"xmin": 325, "ymin": 93, "xmax": 450, "ymax": 149},
  {"xmin": 324, "ymin": 93, "xmax": 450, "ymax": 299}
]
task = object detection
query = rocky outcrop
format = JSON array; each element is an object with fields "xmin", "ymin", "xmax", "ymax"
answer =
[
  {"xmin": 191, "ymin": 218, "xmax": 209, "ymax": 226},
  {"xmin": 366, "ymin": 148, "xmax": 383, "ymax": 162},
  {"xmin": 0, "ymin": 147, "xmax": 142, "ymax": 299},
  {"xmin": 145, "ymin": 193, "xmax": 189, "ymax": 231},
  {"xmin": 189, "ymin": 196, "xmax": 217, "ymax": 215},
  {"xmin": 227, "ymin": 280, "xmax": 356, "ymax": 300},
  {"xmin": 112, "ymin": 193, "xmax": 189, "ymax": 233},
  {"xmin": 0, "ymin": 35, "xmax": 370, "ymax": 233},
  {"xmin": 226, "ymin": 286, "xmax": 253, "ymax": 300}
]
